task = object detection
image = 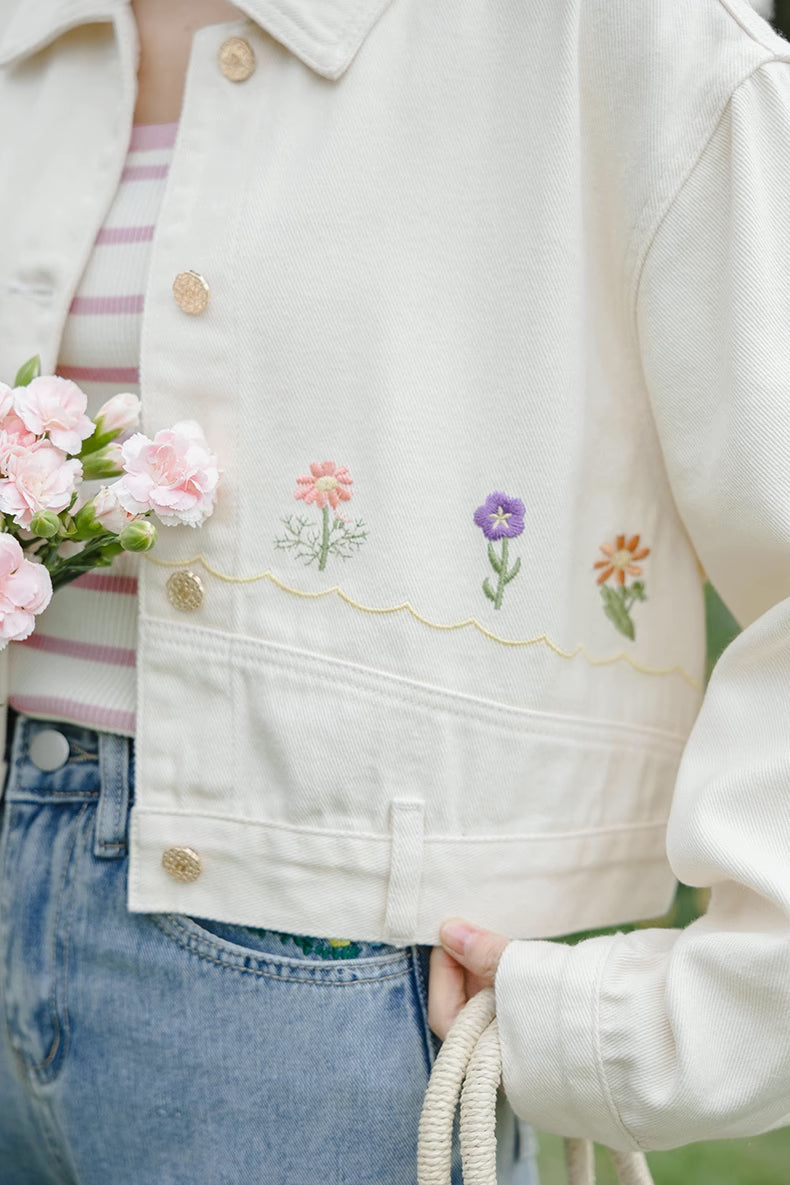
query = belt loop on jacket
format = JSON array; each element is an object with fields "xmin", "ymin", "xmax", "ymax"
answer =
[
  {"xmin": 383, "ymin": 799, "xmax": 425, "ymax": 941},
  {"xmin": 94, "ymin": 731, "xmax": 131, "ymax": 860}
]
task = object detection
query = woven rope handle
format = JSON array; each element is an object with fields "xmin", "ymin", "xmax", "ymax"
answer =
[{"xmin": 417, "ymin": 988, "xmax": 655, "ymax": 1185}]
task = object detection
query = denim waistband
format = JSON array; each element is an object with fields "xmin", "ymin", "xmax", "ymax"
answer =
[{"xmin": 3, "ymin": 711, "xmax": 135, "ymax": 861}]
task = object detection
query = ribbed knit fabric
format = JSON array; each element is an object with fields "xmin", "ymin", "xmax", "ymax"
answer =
[{"xmin": 8, "ymin": 122, "xmax": 178, "ymax": 737}]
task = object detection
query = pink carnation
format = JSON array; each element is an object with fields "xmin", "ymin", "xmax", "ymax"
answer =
[
  {"xmin": 14, "ymin": 375, "xmax": 95, "ymax": 455},
  {"xmin": 0, "ymin": 533, "xmax": 52, "ymax": 645},
  {"xmin": 91, "ymin": 485, "xmax": 139, "ymax": 534},
  {"xmin": 111, "ymin": 420, "xmax": 219, "ymax": 528},
  {"xmin": 0, "ymin": 443, "xmax": 82, "ymax": 528},
  {"xmin": 0, "ymin": 383, "xmax": 14, "ymax": 422},
  {"xmin": 0, "ymin": 412, "xmax": 38, "ymax": 475}
]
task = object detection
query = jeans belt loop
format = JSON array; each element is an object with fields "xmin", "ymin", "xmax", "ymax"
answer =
[{"xmin": 94, "ymin": 731, "xmax": 131, "ymax": 860}]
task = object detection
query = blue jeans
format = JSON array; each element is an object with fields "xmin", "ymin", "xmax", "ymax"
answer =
[{"xmin": 0, "ymin": 713, "xmax": 539, "ymax": 1184}]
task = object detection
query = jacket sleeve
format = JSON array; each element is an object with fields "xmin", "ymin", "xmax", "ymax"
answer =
[{"xmin": 494, "ymin": 55, "xmax": 790, "ymax": 1152}]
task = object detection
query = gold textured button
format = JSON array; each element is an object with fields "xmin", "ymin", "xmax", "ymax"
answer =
[
  {"xmin": 172, "ymin": 270, "xmax": 210, "ymax": 315},
  {"xmin": 166, "ymin": 569, "xmax": 204, "ymax": 612},
  {"xmin": 218, "ymin": 37, "xmax": 256, "ymax": 82},
  {"xmin": 162, "ymin": 846, "xmax": 202, "ymax": 883}
]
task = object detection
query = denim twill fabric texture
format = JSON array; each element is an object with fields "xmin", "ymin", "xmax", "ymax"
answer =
[{"xmin": 0, "ymin": 713, "xmax": 538, "ymax": 1185}]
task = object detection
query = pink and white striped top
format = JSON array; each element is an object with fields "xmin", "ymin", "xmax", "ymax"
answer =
[{"xmin": 8, "ymin": 122, "xmax": 179, "ymax": 737}]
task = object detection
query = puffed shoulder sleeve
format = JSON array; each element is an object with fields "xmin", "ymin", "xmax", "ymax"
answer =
[{"xmin": 494, "ymin": 56, "xmax": 790, "ymax": 1151}]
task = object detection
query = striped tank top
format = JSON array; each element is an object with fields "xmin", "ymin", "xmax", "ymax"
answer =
[{"xmin": 8, "ymin": 122, "xmax": 179, "ymax": 737}]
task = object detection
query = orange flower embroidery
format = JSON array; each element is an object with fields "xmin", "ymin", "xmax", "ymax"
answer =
[
  {"xmin": 594, "ymin": 534, "xmax": 650, "ymax": 586},
  {"xmin": 593, "ymin": 533, "xmax": 650, "ymax": 641}
]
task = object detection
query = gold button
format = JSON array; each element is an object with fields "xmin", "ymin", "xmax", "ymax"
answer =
[
  {"xmin": 172, "ymin": 270, "xmax": 210, "ymax": 315},
  {"xmin": 166, "ymin": 569, "xmax": 204, "ymax": 612},
  {"xmin": 162, "ymin": 846, "xmax": 202, "ymax": 883},
  {"xmin": 218, "ymin": 37, "xmax": 256, "ymax": 82}
]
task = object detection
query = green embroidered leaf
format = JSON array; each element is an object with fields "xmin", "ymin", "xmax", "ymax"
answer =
[
  {"xmin": 13, "ymin": 355, "xmax": 41, "ymax": 387},
  {"xmin": 601, "ymin": 585, "xmax": 635, "ymax": 640},
  {"xmin": 483, "ymin": 577, "xmax": 496, "ymax": 602},
  {"xmin": 504, "ymin": 556, "xmax": 521, "ymax": 584},
  {"xmin": 487, "ymin": 542, "xmax": 502, "ymax": 573},
  {"xmin": 630, "ymin": 580, "xmax": 647, "ymax": 602}
]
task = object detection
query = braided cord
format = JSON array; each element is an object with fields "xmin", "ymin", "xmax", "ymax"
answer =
[{"xmin": 417, "ymin": 987, "xmax": 655, "ymax": 1185}]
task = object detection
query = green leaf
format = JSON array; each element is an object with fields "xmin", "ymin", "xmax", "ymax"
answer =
[
  {"xmin": 78, "ymin": 426, "xmax": 109, "ymax": 457},
  {"xmin": 13, "ymin": 355, "xmax": 41, "ymax": 387},
  {"xmin": 630, "ymin": 580, "xmax": 647, "ymax": 602},
  {"xmin": 504, "ymin": 555, "xmax": 521, "ymax": 584},
  {"xmin": 601, "ymin": 584, "xmax": 635, "ymax": 640},
  {"xmin": 487, "ymin": 542, "xmax": 502, "ymax": 573},
  {"xmin": 483, "ymin": 577, "xmax": 496, "ymax": 602}
]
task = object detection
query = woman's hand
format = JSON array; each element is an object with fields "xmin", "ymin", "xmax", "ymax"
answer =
[{"xmin": 428, "ymin": 917, "xmax": 511, "ymax": 1041}]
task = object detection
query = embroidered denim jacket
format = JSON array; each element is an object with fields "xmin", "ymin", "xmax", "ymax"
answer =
[{"xmin": 0, "ymin": 0, "xmax": 787, "ymax": 971}]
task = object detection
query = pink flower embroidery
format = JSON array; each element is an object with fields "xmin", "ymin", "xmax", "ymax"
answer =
[
  {"xmin": 277, "ymin": 459, "xmax": 366, "ymax": 570},
  {"xmin": 294, "ymin": 461, "xmax": 353, "ymax": 511},
  {"xmin": 0, "ymin": 533, "xmax": 52, "ymax": 645}
]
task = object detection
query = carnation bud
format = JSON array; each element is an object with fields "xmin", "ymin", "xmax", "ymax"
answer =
[
  {"xmin": 119, "ymin": 519, "xmax": 157, "ymax": 553},
  {"xmin": 96, "ymin": 392, "xmax": 140, "ymax": 434},
  {"xmin": 83, "ymin": 392, "xmax": 141, "ymax": 454},
  {"xmin": 81, "ymin": 442, "xmax": 124, "ymax": 481},
  {"xmin": 29, "ymin": 509, "xmax": 61, "ymax": 538}
]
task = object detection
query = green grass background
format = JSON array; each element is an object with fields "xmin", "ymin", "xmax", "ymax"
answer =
[{"xmin": 535, "ymin": 585, "xmax": 790, "ymax": 1183}]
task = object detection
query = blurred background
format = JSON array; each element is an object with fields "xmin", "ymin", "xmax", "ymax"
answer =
[{"xmin": 539, "ymin": 4, "xmax": 790, "ymax": 1180}]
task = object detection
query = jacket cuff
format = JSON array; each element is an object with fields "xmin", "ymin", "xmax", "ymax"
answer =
[{"xmin": 494, "ymin": 934, "xmax": 638, "ymax": 1151}]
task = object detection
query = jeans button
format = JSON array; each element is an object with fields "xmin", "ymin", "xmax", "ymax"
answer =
[{"xmin": 29, "ymin": 729, "xmax": 70, "ymax": 772}]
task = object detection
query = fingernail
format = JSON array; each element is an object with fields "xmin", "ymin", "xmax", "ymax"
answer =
[{"xmin": 441, "ymin": 920, "xmax": 475, "ymax": 955}]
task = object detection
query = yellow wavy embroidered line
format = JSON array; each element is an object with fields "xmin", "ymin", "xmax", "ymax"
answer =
[{"xmin": 143, "ymin": 554, "xmax": 702, "ymax": 691}]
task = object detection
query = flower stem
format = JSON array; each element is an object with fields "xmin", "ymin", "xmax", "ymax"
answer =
[
  {"xmin": 47, "ymin": 533, "xmax": 117, "ymax": 592},
  {"xmin": 318, "ymin": 505, "xmax": 330, "ymax": 571},
  {"xmin": 494, "ymin": 538, "xmax": 509, "ymax": 610}
]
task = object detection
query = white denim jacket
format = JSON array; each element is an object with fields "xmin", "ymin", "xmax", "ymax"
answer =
[{"xmin": 1, "ymin": 0, "xmax": 790, "ymax": 1152}]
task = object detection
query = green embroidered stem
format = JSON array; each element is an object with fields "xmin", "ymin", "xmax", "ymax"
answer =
[
  {"xmin": 482, "ymin": 537, "xmax": 522, "ymax": 609},
  {"xmin": 600, "ymin": 581, "xmax": 647, "ymax": 640},
  {"xmin": 494, "ymin": 538, "xmax": 509, "ymax": 610},
  {"xmin": 318, "ymin": 505, "xmax": 330, "ymax": 571}
]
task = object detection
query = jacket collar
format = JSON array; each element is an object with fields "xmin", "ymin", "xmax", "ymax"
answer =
[{"xmin": 0, "ymin": 0, "xmax": 393, "ymax": 78}]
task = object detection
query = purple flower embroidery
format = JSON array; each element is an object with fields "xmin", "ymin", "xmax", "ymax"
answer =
[
  {"xmin": 473, "ymin": 491, "xmax": 524, "ymax": 610},
  {"xmin": 473, "ymin": 492, "xmax": 525, "ymax": 540}
]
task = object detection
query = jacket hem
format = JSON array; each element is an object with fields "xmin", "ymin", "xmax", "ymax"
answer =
[{"xmin": 128, "ymin": 807, "xmax": 678, "ymax": 945}]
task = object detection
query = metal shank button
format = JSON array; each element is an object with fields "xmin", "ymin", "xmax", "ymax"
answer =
[
  {"xmin": 218, "ymin": 36, "xmax": 256, "ymax": 82},
  {"xmin": 29, "ymin": 729, "xmax": 71, "ymax": 772},
  {"xmin": 172, "ymin": 270, "xmax": 210, "ymax": 315},
  {"xmin": 162, "ymin": 846, "xmax": 202, "ymax": 883},
  {"xmin": 166, "ymin": 569, "xmax": 204, "ymax": 611}
]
